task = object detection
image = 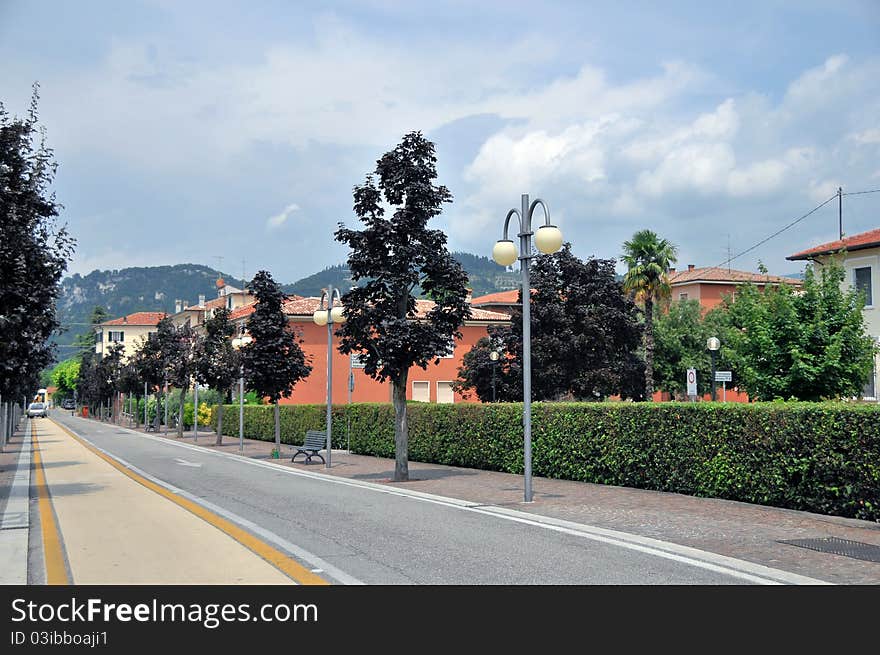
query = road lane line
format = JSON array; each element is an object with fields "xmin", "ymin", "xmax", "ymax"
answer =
[
  {"xmin": 51, "ymin": 419, "xmax": 328, "ymax": 586},
  {"xmin": 31, "ymin": 420, "xmax": 71, "ymax": 585},
  {"xmin": 58, "ymin": 415, "xmax": 831, "ymax": 585}
]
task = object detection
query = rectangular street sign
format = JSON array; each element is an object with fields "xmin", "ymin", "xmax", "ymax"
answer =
[
  {"xmin": 686, "ymin": 368, "xmax": 697, "ymax": 396},
  {"xmin": 715, "ymin": 371, "xmax": 732, "ymax": 382}
]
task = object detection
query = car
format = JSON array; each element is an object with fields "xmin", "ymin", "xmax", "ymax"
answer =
[
  {"xmin": 61, "ymin": 399, "xmax": 75, "ymax": 410},
  {"xmin": 27, "ymin": 402, "xmax": 48, "ymax": 418}
]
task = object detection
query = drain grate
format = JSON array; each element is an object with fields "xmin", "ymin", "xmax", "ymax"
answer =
[{"xmin": 779, "ymin": 537, "xmax": 880, "ymax": 563}]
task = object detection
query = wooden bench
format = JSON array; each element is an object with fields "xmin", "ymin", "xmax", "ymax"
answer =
[{"xmin": 291, "ymin": 430, "xmax": 327, "ymax": 464}]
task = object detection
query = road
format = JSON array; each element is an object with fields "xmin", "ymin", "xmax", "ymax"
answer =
[{"xmin": 22, "ymin": 413, "xmax": 828, "ymax": 585}]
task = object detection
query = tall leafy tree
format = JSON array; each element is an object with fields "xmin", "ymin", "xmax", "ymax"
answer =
[
  {"xmin": 50, "ymin": 358, "xmax": 80, "ymax": 399},
  {"xmin": 713, "ymin": 260, "xmax": 876, "ymax": 401},
  {"xmin": 195, "ymin": 307, "xmax": 239, "ymax": 445},
  {"xmin": 151, "ymin": 317, "xmax": 197, "ymax": 437},
  {"xmin": 456, "ymin": 245, "xmax": 645, "ymax": 401},
  {"xmin": 242, "ymin": 270, "xmax": 312, "ymax": 454},
  {"xmin": 130, "ymin": 331, "xmax": 165, "ymax": 428},
  {"xmin": 653, "ymin": 299, "xmax": 719, "ymax": 397},
  {"xmin": 335, "ymin": 131, "xmax": 470, "ymax": 481},
  {"xmin": 72, "ymin": 306, "xmax": 109, "ymax": 355},
  {"xmin": 0, "ymin": 85, "xmax": 75, "ymax": 403},
  {"xmin": 621, "ymin": 229, "xmax": 678, "ymax": 400}
]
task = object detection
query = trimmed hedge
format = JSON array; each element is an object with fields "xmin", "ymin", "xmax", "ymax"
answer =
[{"xmin": 210, "ymin": 401, "xmax": 880, "ymax": 522}]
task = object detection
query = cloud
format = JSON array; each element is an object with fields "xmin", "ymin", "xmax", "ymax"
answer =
[{"xmin": 266, "ymin": 203, "xmax": 300, "ymax": 230}]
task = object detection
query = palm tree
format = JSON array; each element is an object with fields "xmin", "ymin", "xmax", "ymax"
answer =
[{"xmin": 621, "ymin": 229, "xmax": 678, "ymax": 400}]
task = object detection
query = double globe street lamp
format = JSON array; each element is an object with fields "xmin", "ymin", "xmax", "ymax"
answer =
[
  {"xmin": 231, "ymin": 332, "xmax": 253, "ymax": 452},
  {"xmin": 492, "ymin": 194, "xmax": 563, "ymax": 503},
  {"xmin": 707, "ymin": 336, "xmax": 720, "ymax": 401},
  {"xmin": 313, "ymin": 284, "xmax": 346, "ymax": 469}
]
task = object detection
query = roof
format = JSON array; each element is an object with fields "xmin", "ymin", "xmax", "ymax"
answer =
[
  {"xmin": 100, "ymin": 312, "xmax": 167, "ymax": 327},
  {"xmin": 669, "ymin": 267, "xmax": 802, "ymax": 286},
  {"xmin": 282, "ymin": 297, "xmax": 510, "ymax": 322},
  {"xmin": 469, "ymin": 290, "xmax": 521, "ymax": 306},
  {"xmin": 787, "ymin": 227, "xmax": 880, "ymax": 261}
]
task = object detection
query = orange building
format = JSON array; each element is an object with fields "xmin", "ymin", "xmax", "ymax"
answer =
[
  {"xmin": 669, "ymin": 265, "xmax": 802, "ymax": 313},
  {"xmin": 230, "ymin": 296, "xmax": 511, "ymax": 405}
]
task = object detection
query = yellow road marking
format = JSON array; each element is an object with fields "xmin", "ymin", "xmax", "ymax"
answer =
[
  {"xmin": 32, "ymin": 421, "xmax": 72, "ymax": 585},
  {"xmin": 51, "ymin": 419, "xmax": 328, "ymax": 585}
]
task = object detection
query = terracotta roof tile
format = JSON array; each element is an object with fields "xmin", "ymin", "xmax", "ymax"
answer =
[
  {"xmin": 787, "ymin": 227, "xmax": 880, "ymax": 260},
  {"xmin": 470, "ymin": 290, "xmax": 521, "ymax": 306},
  {"xmin": 282, "ymin": 296, "xmax": 510, "ymax": 322},
  {"xmin": 101, "ymin": 312, "xmax": 167, "ymax": 326},
  {"xmin": 670, "ymin": 267, "xmax": 801, "ymax": 286}
]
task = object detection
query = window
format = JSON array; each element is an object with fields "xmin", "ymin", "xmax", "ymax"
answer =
[
  {"xmin": 227, "ymin": 295, "xmax": 234, "ymax": 310},
  {"xmin": 679, "ymin": 293, "xmax": 688, "ymax": 301},
  {"xmin": 854, "ymin": 267, "xmax": 873, "ymax": 306},
  {"xmin": 412, "ymin": 381, "xmax": 430, "ymax": 402},
  {"xmin": 863, "ymin": 359, "xmax": 876, "ymax": 400},
  {"xmin": 437, "ymin": 382, "xmax": 454, "ymax": 404},
  {"xmin": 108, "ymin": 331, "xmax": 124, "ymax": 343}
]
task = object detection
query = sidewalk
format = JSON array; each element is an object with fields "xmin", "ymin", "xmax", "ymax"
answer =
[
  {"xmin": 86, "ymin": 417, "xmax": 880, "ymax": 584},
  {"xmin": 0, "ymin": 418, "xmax": 30, "ymax": 584}
]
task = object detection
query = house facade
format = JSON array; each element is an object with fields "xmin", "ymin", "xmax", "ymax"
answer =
[
  {"xmin": 94, "ymin": 311, "xmax": 167, "ymax": 361},
  {"xmin": 787, "ymin": 227, "xmax": 880, "ymax": 400},
  {"xmin": 669, "ymin": 265, "xmax": 802, "ymax": 313},
  {"xmin": 229, "ymin": 296, "xmax": 511, "ymax": 405}
]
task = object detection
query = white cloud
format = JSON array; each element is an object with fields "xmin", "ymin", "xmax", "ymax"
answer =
[
  {"xmin": 266, "ymin": 203, "xmax": 300, "ymax": 230},
  {"xmin": 850, "ymin": 128, "xmax": 880, "ymax": 145}
]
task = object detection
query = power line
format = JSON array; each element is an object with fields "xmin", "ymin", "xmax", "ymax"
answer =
[
  {"xmin": 715, "ymin": 194, "xmax": 838, "ymax": 269},
  {"xmin": 843, "ymin": 189, "xmax": 880, "ymax": 196}
]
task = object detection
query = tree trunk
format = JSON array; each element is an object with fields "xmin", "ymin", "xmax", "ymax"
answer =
[
  {"xmin": 644, "ymin": 296, "xmax": 654, "ymax": 401},
  {"xmin": 215, "ymin": 403, "xmax": 224, "ymax": 446},
  {"xmin": 391, "ymin": 374, "xmax": 409, "ymax": 482},
  {"xmin": 274, "ymin": 400, "xmax": 280, "ymax": 454},
  {"xmin": 178, "ymin": 390, "xmax": 185, "ymax": 437}
]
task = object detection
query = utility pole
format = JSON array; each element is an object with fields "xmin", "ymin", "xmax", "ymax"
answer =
[{"xmin": 838, "ymin": 186, "xmax": 843, "ymax": 240}]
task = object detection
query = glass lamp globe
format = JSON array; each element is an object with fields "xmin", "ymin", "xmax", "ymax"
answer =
[
  {"xmin": 535, "ymin": 225, "xmax": 563, "ymax": 254},
  {"xmin": 313, "ymin": 309, "xmax": 328, "ymax": 326},
  {"xmin": 489, "ymin": 350, "xmax": 500, "ymax": 361},
  {"xmin": 492, "ymin": 240, "xmax": 518, "ymax": 266},
  {"xmin": 330, "ymin": 306, "xmax": 346, "ymax": 323},
  {"xmin": 707, "ymin": 337, "xmax": 721, "ymax": 351}
]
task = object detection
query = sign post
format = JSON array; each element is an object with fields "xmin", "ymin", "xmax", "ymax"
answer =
[
  {"xmin": 715, "ymin": 371, "xmax": 732, "ymax": 403},
  {"xmin": 686, "ymin": 368, "xmax": 697, "ymax": 401}
]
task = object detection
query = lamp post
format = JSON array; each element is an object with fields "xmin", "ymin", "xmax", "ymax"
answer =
[
  {"xmin": 489, "ymin": 350, "xmax": 500, "ymax": 402},
  {"xmin": 313, "ymin": 284, "xmax": 346, "ymax": 469},
  {"xmin": 231, "ymin": 332, "xmax": 253, "ymax": 452},
  {"xmin": 707, "ymin": 336, "xmax": 720, "ymax": 401},
  {"xmin": 493, "ymin": 193, "xmax": 563, "ymax": 503}
]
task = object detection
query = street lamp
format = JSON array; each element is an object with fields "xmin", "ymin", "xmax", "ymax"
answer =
[
  {"xmin": 489, "ymin": 350, "xmax": 500, "ymax": 402},
  {"xmin": 313, "ymin": 284, "xmax": 345, "ymax": 469},
  {"xmin": 231, "ymin": 332, "xmax": 253, "ymax": 452},
  {"xmin": 707, "ymin": 336, "xmax": 720, "ymax": 401},
  {"xmin": 493, "ymin": 193, "xmax": 563, "ymax": 503}
]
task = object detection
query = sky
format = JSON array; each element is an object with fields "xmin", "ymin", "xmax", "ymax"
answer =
[{"xmin": 2, "ymin": 0, "xmax": 879, "ymax": 283}]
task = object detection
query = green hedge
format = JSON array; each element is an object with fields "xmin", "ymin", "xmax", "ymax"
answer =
[{"xmin": 210, "ymin": 402, "xmax": 880, "ymax": 522}]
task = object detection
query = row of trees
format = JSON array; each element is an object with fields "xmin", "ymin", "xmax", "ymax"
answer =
[{"xmin": 1, "ymin": 86, "xmax": 74, "ymax": 405}]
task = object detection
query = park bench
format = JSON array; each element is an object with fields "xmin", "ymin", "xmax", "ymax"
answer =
[{"xmin": 291, "ymin": 430, "xmax": 327, "ymax": 465}]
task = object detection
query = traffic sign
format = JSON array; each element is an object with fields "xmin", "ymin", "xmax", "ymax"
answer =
[
  {"xmin": 686, "ymin": 368, "xmax": 697, "ymax": 396},
  {"xmin": 715, "ymin": 371, "xmax": 732, "ymax": 382}
]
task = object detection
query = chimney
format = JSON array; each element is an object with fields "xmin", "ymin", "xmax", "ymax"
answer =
[
  {"xmin": 198, "ymin": 294, "xmax": 206, "ymax": 307},
  {"xmin": 175, "ymin": 299, "xmax": 182, "ymax": 314},
  {"xmin": 465, "ymin": 288, "xmax": 472, "ymax": 304},
  {"xmin": 687, "ymin": 264, "xmax": 695, "ymax": 271},
  {"xmin": 669, "ymin": 268, "xmax": 676, "ymax": 274}
]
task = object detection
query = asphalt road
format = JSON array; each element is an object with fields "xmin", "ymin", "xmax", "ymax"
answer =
[{"xmin": 49, "ymin": 413, "xmax": 765, "ymax": 584}]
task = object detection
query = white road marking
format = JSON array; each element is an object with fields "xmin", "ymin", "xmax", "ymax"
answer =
[{"xmin": 173, "ymin": 458, "xmax": 202, "ymax": 468}]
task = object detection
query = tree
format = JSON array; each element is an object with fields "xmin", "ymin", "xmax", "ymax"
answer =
[
  {"xmin": 621, "ymin": 229, "xmax": 678, "ymax": 400},
  {"xmin": 653, "ymin": 299, "xmax": 718, "ymax": 397},
  {"xmin": 50, "ymin": 358, "xmax": 80, "ymax": 399},
  {"xmin": 241, "ymin": 270, "xmax": 312, "ymax": 454},
  {"xmin": 130, "ymin": 331, "xmax": 165, "ymax": 427},
  {"xmin": 335, "ymin": 131, "xmax": 471, "ymax": 481},
  {"xmin": 456, "ymin": 245, "xmax": 645, "ymax": 402},
  {"xmin": 72, "ymin": 306, "xmax": 109, "ymax": 356},
  {"xmin": 712, "ymin": 259, "xmax": 876, "ymax": 401},
  {"xmin": 150, "ymin": 317, "xmax": 197, "ymax": 437},
  {"xmin": 0, "ymin": 84, "xmax": 75, "ymax": 403},
  {"xmin": 195, "ymin": 307, "xmax": 239, "ymax": 445}
]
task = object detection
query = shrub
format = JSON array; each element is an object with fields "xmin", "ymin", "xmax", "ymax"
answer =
[{"xmin": 209, "ymin": 401, "xmax": 880, "ymax": 521}]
